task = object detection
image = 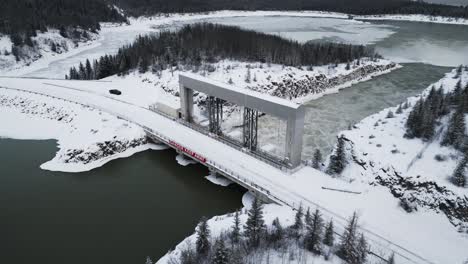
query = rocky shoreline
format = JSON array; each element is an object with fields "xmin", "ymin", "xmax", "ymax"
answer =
[
  {"xmin": 60, "ymin": 137, "xmax": 149, "ymax": 164},
  {"xmin": 248, "ymin": 62, "xmax": 398, "ymax": 100}
]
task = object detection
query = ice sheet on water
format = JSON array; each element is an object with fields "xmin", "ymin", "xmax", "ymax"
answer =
[{"xmin": 200, "ymin": 16, "xmax": 397, "ymax": 45}]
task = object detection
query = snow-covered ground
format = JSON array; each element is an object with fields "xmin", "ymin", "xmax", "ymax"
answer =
[
  {"xmin": 337, "ymin": 68, "xmax": 468, "ymax": 226},
  {"xmin": 0, "ymin": 30, "xmax": 101, "ymax": 76},
  {"xmin": 356, "ymin": 14, "xmax": 468, "ymax": 26},
  {"xmin": 2, "ymin": 75, "xmax": 467, "ymax": 263},
  {"xmin": 0, "ymin": 86, "xmax": 165, "ymax": 172}
]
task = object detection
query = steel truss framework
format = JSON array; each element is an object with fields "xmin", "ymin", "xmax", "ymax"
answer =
[
  {"xmin": 179, "ymin": 73, "xmax": 305, "ymax": 168},
  {"xmin": 207, "ymin": 96, "xmax": 223, "ymax": 135},
  {"xmin": 243, "ymin": 107, "xmax": 258, "ymax": 151}
]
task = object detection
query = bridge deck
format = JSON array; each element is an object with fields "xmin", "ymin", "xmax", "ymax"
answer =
[{"xmin": 0, "ymin": 77, "xmax": 438, "ymax": 264}]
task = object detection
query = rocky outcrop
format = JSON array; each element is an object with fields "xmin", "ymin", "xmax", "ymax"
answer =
[
  {"xmin": 349, "ymin": 152, "xmax": 468, "ymax": 227},
  {"xmin": 248, "ymin": 62, "xmax": 397, "ymax": 100},
  {"xmin": 61, "ymin": 137, "xmax": 148, "ymax": 164},
  {"xmin": 374, "ymin": 168, "xmax": 468, "ymax": 226}
]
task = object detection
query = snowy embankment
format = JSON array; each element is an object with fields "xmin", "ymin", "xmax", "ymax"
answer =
[
  {"xmin": 356, "ymin": 14, "xmax": 468, "ymax": 26},
  {"xmin": 337, "ymin": 68, "xmax": 468, "ymax": 226},
  {"xmin": 0, "ymin": 30, "xmax": 102, "ymax": 76},
  {"xmin": 0, "ymin": 87, "xmax": 165, "ymax": 172}
]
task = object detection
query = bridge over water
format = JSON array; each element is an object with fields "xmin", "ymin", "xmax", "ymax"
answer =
[{"xmin": 0, "ymin": 75, "xmax": 435, "ymax": 264}]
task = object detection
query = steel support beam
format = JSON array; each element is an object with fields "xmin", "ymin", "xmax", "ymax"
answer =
[
  {"xmin": 243, "ymin": 107, "xmax": 258, "ymax": 151},
  {"xmin": 179, "ymin": 73, "xmax": 305, "ymax": 168},
  {"xmin": 207, "ymin": 96, "xmax": 223, "ymax": 135}
]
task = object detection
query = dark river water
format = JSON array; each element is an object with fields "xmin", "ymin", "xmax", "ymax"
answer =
[
  {"xmin": 2, "ymin": 16, "xmax": 468, "ymax": 264},
  {"xmin": 0, "ymin": 139, "xmax": 244, "ymax": 264}
]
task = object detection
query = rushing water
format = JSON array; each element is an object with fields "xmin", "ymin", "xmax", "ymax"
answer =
[
  {"xmin": 302, "ymin": 63, "xmax": 451, "ymax": 157},
  {"xmin": 0, "ymin": 139, "xmax": 244, "ymax": 264},
  {"xmin": 3, "ymin": 15, "xmax": 468, "ymax": 263}
]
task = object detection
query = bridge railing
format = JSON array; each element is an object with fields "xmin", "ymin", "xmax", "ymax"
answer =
[{"xmin": 149, "ymin": 107, "xmax": 294, "ymax": 171}]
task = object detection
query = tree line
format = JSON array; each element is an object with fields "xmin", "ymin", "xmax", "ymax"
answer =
[
  {"xmin": 0, "ymin": 0, "xmax": 126, "ymax": 46},
  {"xmin": 405, "ymin": 65, "xmax": 468, "ymax": 187},
  {"xmin": 154, "ymin": 196, "xmax": 396, "ymax": 264},
  {"xmin": 112, "ymin": 0, "xmax": 468, "ymax": 19},
  {"xmin": 67, "ymin": 23, "xmax": 376, "ymax": 80}
]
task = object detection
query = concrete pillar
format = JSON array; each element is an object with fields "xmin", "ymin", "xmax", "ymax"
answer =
[
  {"xmin": 285, "ymin": 105, "xmax": 305, "ymax": 168},
  {"xmin": 179, "ymin": 84, "xmax": 193, "ymax": 122}
]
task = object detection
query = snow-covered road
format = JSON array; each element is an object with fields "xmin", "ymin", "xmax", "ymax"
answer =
[{"xmin": 1, "ymin": 76, "xmax": 462, "ymax": 263}]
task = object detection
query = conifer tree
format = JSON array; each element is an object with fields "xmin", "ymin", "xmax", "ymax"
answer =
[
  {"xmin": 405, "ymin": 96, "xmax": 439, "ymax": 141},
  {"xmin": 455, "ymin": 65, "xmax": 463, "ymax": 78},
  {"xmin": 442, "ymin": 105, "xmax": 466, "ymax": 150},
  {"xmin": 396, "ymin": 104, "xmax": 403, "ymax": 114},
  {"xmin": 85, "ymin": 59, "xmax": 93, "ymax": 80},
  {"xmin": 312, "ymin": 149, "xmax": 322, "ymax": 169},
  {"xmin": 452, "ymin": 157, "xmax": 467, "ymax": 187},
  {"xmin": 212, "ymin": 239, "xmax": 229, "ymax": 264},
  {"xmin": 420, "ymin": 102, "xmax": 435, "ymax": 140},
  {"xmin": 327, "ymin": 135, "xmax": 347, "ymax": 175},
  {"xmin": 304, "ymin": 207, "xmax": 311, "ymax": 227},
  {"xmin": 138, "ymin": 57, "xmax": 149, "ymax": 73},
  {"xmin": 231, "ymin": 210, "xmax": 241, "ymax": 244},
  {"xmin": 304, "ymin": 209, "xmax": 324, "ymax": 254},
  {"xmin": 338, "ymin": 212, "xmax": 359, "ymax": 263},
  {"xmin": 270, "ymin": 217, "xmax": 284, "ymax": 244},
  {"xmin": 196, "ymin": 217, "xmax": 211, "ymax": 256},
  {"xmin": 244, "ymin": 196, "xmax": 265, "ymax": 248},
  {"xmin": 356, "ymin": 233, "xmax": 368, "ymax": 264},
  {"xmin": 453, "ymin": 79, "xmax": 463, "ymax": 105},
  {"xmin": 388, "ymin": 252, "xmax": 396, "ymax": 264},
  {"xmin": 78, "ymin": 62, "xmax": 86, "ymax": 80},
  {"xmin": 386, "ymin": 110, "xmax": 394, "ymax": 118},
  {"xmin": 291, "ymin": 204, "xmax": 304, "ymax": 236},
  {"xmin": 323, "ymin": 220, "xmax": 335, "ymax": 247},
  {"xmin": 462, "ymin": 83, "xmax": 468, "ymax": 113}
]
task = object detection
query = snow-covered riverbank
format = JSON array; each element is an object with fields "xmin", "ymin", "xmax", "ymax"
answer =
[{"xmin": 0, "ymin": 87, "xmax": 165, "ymax": 172}]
